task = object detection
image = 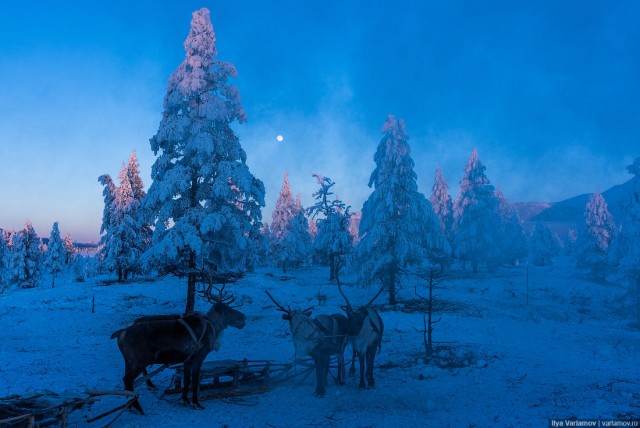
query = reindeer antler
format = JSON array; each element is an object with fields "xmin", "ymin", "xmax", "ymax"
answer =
[
  {"xmin": 336, "ymin": 277, "xmax": 353, "ymax": 312},
  {"xmin": 264, "ymin": 290, "xmax": 291, "ymax": 315},
  {"xmin": 365, "ymin": 283, "xmax": 386, "ymax": 308}
]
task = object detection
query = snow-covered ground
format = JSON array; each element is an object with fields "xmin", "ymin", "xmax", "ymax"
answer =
[{"xmin": 1, "ymin": 257, "xmax": 638, "ymax": 427}]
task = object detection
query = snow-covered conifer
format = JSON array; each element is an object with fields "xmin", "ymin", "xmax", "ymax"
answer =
[
  {"xmin": 102, "ymin": 163, "xmax": 146, "ymax": 282},
  {"xmin": 10, "ymin": 221, "xmax": 42, "ymax": 288},
  {"xmin": 576, "ymin": 191, "xmax": 615, "ymax": 280},
  {"xmin": 453, "ymin": 149, "xmax": 502, "ymax": 272},
  {"xmin": 270, "ymin": 173, "xmax": 296, "ymax": 272},
  {"xmin": 0, "ymin": 232, "xmax": 9, "ymax": 291},
  {"xmin": 73, "ymin": 256, "xmax": 87, "ymax": 282},
  {"xmin": 353, "ymin": 116, "xmax": 449, "ymax": 304},
  {"xmin": 430, "ymin": 167, "xmax": 454, "ymax": 270},
  {"xmin": 44, "ymin": 222, "xmax": 65, "ymax": 288},
  {"xmin": 308, "ymin": 175, "xmax": 353, "ymax": 282},
  {"xmin": 529, "ymin": 223, "xmax": 559, "ymax": 266},
  {"xmin": 609, "ymin": 158, "xmax": 640, "ymax": 325},
  {"xmin": 495, "ymin": 188, "xmax": 527, "ymax": 266},
  {"xmin": 63, "ymin": 233, "xmax": 76, "ymax": 265},
  {"xmin": 126, "ymin": 151, "xmax": 152, "ymax": 250},
  {"xmin": 143, "ymin": 8, "xmax": 264, "ymax": 312},
  {"xmin": 349, "ymin": 211, "xmax": 362, "ymax": 246}
]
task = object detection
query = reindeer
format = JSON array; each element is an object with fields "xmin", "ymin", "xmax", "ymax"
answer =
[
  {"xmin": 265, "ymin": 290, "xmax": 348, "ymax": 397},
  {"xmin": 111, "ymin": 283, "xmax": 245, "ymax": 413},
  {"xmin": 337, "ymin": 280, "xmax": 385, "ymax": 389}
]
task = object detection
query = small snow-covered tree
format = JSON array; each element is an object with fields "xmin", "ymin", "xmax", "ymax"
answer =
[
  {"xmin": 0, "ymin": 232, "xmax": 9, "ymax": 291},
  {"xmin": 73, "ymin": 255, "xmax": 87, "ymax": 282},
  {"xmin": 63, "ymin": 232, "xmax": 76, "ymax": 266},
  {"xmin": 353, "ymin": 116, "xmax": 449, "ymax": 304},
  {"xmin": 44, "ymin": 222, "xmax": 65, "ymax": 288},
  {"xmin": 126, "ymin": 151, "xmax": 152, "ymax": 251},
  {"xmin": 430, "ymin": 167, "xmax": 454, "ymax": 270},
  {"xmin": 575, "ymin": 191, "xmax": 615, "ymax": 280},
  {"xmin": 10, "ymin": 221, "xmax": 43, "ymax": 288},
  {"xmin": 495, "ymin": 188, "xmax": 527, "ymax": 266},
  {"xmin": 270, "ymin": 173, "xmax": 297, "ymax": 272},
  {"xmin": 529, "ymin": 223, "xmax": 559, "ymax": 266},
  {"xmin": 348, "ymin": 211, "xmax": 362, "ymax": 246},
  {"xmin": 102, "ymin": 163, "xmax": 146, "ymax": 282},
  {"xmin": 453, "ymin": 149, "xmax": 501, "ymax": 272},
  {"xmin": 144, "ymin": 8, "xmax": 264, "ymax": 313},
  {"xmin": 610, "ymin": 158, "xmax": 640, "ymax": 326},
  {"xmin": 289, "ymin": 194, "xmax": 312, "ymax": 268},
  {"xmin": 308, "ymin": 175, "xmax": 353, "ymax": 282}
]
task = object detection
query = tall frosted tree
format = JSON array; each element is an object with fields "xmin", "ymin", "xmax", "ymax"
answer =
[
  {"xmin": 144, "ymin": 8, "xmax": 264, "ymax": 313},
  {"xmin": 270, "ymin": 173, "xmax": 296, "ymax": 272},
  {"xmin": 44, "ymin": 222, "xmax": 65, "ymax": 288},
  {"xmin": 610, "ymin": 158, "xmax": 640, "ymax": 325},
  {"xmin": 126, "ymin": 151, "xmax": 152, "ymax": 250},
  {"xmin": 576, "ymin": 191, "xmax": 615, "ymax": 280},
  {"xmin": 453, "ymin": 149, "xmax": 501, "ymax": 272},
  {"xmin": 354, "ymin": 116, "xmax": 448, "ymax": 304},
  {"xmin": 430, "ymin": 167, "xmax": 454, "ymax": 270},
  {"xmin": 0, "ymin": 232, "xmax": 9, "ymax": 291},
  {"xmin": 495, "ymin": 188, "xmax": 527, "ymax": 265},
  {"xmin": 308, "ymin": 174, "xmax": 353, "ymax": 281},
  {"xmin": 10, "ymin": 221, "xmax": 43, "ymax": 288},
  {"xmin": 529, "ymin": 222, "xmax": 559, "ymax": 266}
]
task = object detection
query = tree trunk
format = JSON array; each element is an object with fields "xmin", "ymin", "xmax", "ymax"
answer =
[
  {"xmin": 51, "ymin": 272, "xmax": 55, "ymax": 289},
  {"xmin": 185, "ymin": 252, "xmax": 196, "ymax": 314},
  {"xmin": 388, "ymin": 268, "xmax": 397, "ymax": 305},
  {"xmin": 282, "ymin": 259, "xmax": 287, "ymax": 274},
  {"xmin": 329, "ymin": 254, "xmax": 335, "ymax": 282}
]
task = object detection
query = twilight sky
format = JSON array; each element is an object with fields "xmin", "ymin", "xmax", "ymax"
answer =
[{"xmin": 0, "ymin": 1, "xmax": 638, "ymax": 243}]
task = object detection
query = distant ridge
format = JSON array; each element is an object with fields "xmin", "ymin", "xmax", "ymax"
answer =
[{"xmin": 515, "ymin": 178, "xmax": 634, "ymax": 235}]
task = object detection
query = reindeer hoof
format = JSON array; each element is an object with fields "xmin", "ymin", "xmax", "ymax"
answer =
[
  {"xmin": 313, "ymin": 391, "xmax": 325, "ymax": 398},
  {"xmin": 191, "ymin": 402, "xmax": 205, "ymax": 410}
]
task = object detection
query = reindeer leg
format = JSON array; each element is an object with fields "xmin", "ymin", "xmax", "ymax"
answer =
[
  {"xmin": 366, "ymin": 346, "xmax": 376, "ymax": 388},
  {"xmin": 181, "ymin": 362, "xmax": 191, "ymax": 406},
  {"xmin": 141, "ymin": 368, "xmax": 157, "ymax": 389},
  {"xmin": 349, "ymin": 349, "xmax": 357, "ymax": 377},
  {"xmin": 336, "ymin": 351, "xmax": 345, "ymax": 386},
  {"xmin": 190, "ymin": 356, "xmax": 206, "ymax": 410},
  {"xmin": 123, "ymin": 362, "xmax": 144, "ymax": 415},
  {"xmin": 358, "ymin": 352, "xmax": 366, "ymax": 389},
  {"xmin": 312, "ymin": 355, "xmax": 325, "ymax": 398}
]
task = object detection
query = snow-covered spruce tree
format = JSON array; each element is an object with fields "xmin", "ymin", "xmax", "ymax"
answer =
[
  {"xmin": 10, "ymin": 221, "xmax": 43, "ymax": 288},
  {"xmin": 495, "ymin": 188, "xmax": 527, "ymax": 266},
  {"xmin": 575, "ymin": 191, "xmax": 615, "ymax": 280},
  {"xmin": 108, "ymin": 163, "xmax": 147, "ymax": 281},
  {"xmin": 609, "ymin": 157, "xmax": 640, "ymax": 325},
  {"xmin": 73, "ymin": 255, "xmax": 87, "ymax": 282},
  {"xmin": 0, "ymin": 232, "xmax": 9, "ymax": 291},
  {"xmin": 290, "ymin": 194, "xmax": 312, "ymax": 268},
  {"xmin": 349, "ymin": 211, "xmax": 362, "ymax": 246},
  {"xmin": 308, "ymin": 174, "xmax": 353, "ymax": 282},
  {"xmin": 453, "ymin": 148, "xmax": 501, "ymax": 272},
  {"xmin": 144, "ymin": 8, "xmax": 264, "ymax": 313},
  {"xmin": 270, "ymin": 173, "xmax": 297, "ymax": 272},
  {"xmin": 44, "ymin": 222, "xmax": 65, "ymax": 288},
  {"xmin": 126, "ymin": 151, "xmax": 152, "ymax": 252},
  {"xmin": 529, "ymin": 222, "xmax": 559, "ymax": 266},
  {"xmin": 63, "ymin": 233, "xmax": 77, "ymax": 266},
  {"xmin": 353, "ymin": 116, "xmax": 449, "ymax": 304},
  {"xmin": 430, "ymin": 167, "xmax": 454, "ymax": 270}
]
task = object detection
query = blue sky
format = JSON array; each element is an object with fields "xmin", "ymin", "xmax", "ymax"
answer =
[{"xmin": 0, "ymin": 1, "xmax": 638, "ymax": 242}]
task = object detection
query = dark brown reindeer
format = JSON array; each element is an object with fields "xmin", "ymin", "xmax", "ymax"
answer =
[
  {"xmin": 265, "ymin": 290, "xmax": 348, "ymax": 397},
  {"xmin": 337, "ymin": 279, "xmax": 385, "ymax": 389},
  {"xmin": 111, "ymin": 282, "xmax": 245, "ymax": 413}
]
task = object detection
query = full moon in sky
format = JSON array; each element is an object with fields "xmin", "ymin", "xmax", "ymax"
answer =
[{"xmin": 276, "ymin": 135, "xmax": 283, "ymax": 142}]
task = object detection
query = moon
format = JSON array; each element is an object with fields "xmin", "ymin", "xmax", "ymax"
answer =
[{"xmin": 276, "ymin": 135, "xmax": 283, "ymax": 142}]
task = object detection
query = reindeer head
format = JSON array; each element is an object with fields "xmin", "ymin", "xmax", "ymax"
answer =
[
  {"xmin": 337, "ymin": 279, "xmax": 384, "ymax": 335},
  {"xmin": 264, "ymin": 290, "xmax": 313, "ymax": 323},
  {"xmin": 201, "ymin": 282, "xmax": 246, "ymax": 329}
]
